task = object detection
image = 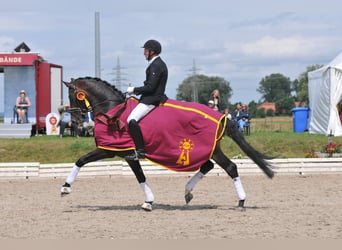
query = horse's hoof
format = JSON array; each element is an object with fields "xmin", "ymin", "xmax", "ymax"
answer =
[
  {"xmin": 141, "ymin": 202, "xmax": 153, "ymax": 211},
  {"xmin": 60, "ymin": 186, "xmax": 72, "ymax": 197},
  {"xmin": 185, "ymin": 192, "xmax": 193, "ymax": 204},
  {"xmin": 236, "ymin": 206, "xmax": 246, "ymax": 212},
  {"xmin": 236, "ymin": 200, "xmax": 246, "ymax": 211}
]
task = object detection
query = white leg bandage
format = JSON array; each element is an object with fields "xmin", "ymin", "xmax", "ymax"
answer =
[
  {"xmin": 66, "ymin": 165, "xmax": 80, "ymax": 185},
  {"xmin": 140, "ymin": 182, "xmax": 154, "ymax": 202},
  {"xmin": 185, "ymin": 172, "xmax": 204, "ymax": 194},
  {"xmin": 233, "ymin": 177, "xmax": 246, "ymax": 200}
]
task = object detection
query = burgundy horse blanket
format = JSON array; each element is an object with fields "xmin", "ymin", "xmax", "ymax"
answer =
[{"xmin": 94, "ymin": 98, "xmax": 226, "ymax": 172}]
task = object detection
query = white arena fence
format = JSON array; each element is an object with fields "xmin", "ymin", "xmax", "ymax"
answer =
[{"xmin": 1, "ymin": 158, "xmax": 342, "ymax": 180}]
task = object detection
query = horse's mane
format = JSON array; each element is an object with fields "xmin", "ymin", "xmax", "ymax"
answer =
[{"xmin": 74, "ymin": 76, "xmax": 126, "ymax": 101}]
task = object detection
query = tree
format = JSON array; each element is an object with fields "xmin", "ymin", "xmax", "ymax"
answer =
[
  {"xmin": 257, "ymin": 73, "xmax": 294, "ymax": 114},
  {"xmin": 257, "ymin": 73, "xmax": 292, "ymax": 103},
  {"xmin": 247, "ymin": 100, "xmax": 258, "ymax": 118},
  {"xmin": 276, "ymin": 96, "xmax": 295, "ymax": 115},
  {"xmin": 293, "ymin": 64, "xmax": 323, "ymax": 105},
  {"xmin": 176, "ymin": 75, "xmax": 232, "ymax": 109},
  {"xmin": 256, "ymin": 107, "xmax": 266, "ymax": 118},
  {"xmin": 266, "ymin": 109, "xmax": 275, "ymax": 117}
]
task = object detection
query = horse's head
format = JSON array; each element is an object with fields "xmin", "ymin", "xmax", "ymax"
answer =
[
  {"xmin": 63, "ymin": 78, "xmax": 89, "ymax": 113},
  {"xmin": 61, "ymin": 79, "xmax": 84, "ymax": 127},
  {"xmin": 63, "ymin": 77, "xmax": 126, "ymax": 114}
]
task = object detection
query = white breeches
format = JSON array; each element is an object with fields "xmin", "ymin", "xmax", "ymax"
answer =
[{"xmin": 127, "ymin": 103, "xmax": 155, "ymax": 123}]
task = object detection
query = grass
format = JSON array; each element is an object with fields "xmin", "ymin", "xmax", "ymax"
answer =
[
  {"xmin": 1, "ymin": 120, "xmax": 341, "ymax": 163},
  {"xmin": 0, "ymin": 136, "xmax": 97, "ymax": 163},
  {"xmin": 251, "ymin": 116, "xmax": 293, "ymax": 133},
  {"xmin": 223, "ymin": 131, "xmax": 341, "ymax": 158}
]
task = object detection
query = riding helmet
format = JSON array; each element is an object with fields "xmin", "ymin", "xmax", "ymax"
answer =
[{"xmin": 142, "ymin": 39, "xmax": 162, "ymax": 54}]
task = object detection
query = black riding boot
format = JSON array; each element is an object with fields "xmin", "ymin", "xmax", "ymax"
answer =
[{"xmin": 125, "ymin": 119, "xmax": 146, "ymax": 161}]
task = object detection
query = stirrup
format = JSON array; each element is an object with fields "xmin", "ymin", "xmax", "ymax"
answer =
[{"xmin": 125, "ymin": 150, "xmax": 145, "ymax": 161}]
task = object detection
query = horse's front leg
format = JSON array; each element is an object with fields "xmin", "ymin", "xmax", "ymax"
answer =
[
  {"xmin": 60, "ymin": 148, "xmax": 116, "ymax": 196},
  {"xmin": 126, "ymin": 159, "xmax": 154, "ymax": 211}
]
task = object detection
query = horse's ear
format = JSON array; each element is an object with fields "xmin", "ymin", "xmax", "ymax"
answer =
[{"xmin": 63, "ymin": 80, "xmax": 72, "ymax": 88}]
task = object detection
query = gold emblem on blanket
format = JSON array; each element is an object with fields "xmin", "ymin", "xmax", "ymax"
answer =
[{"xmin": 176, "ymin": 138, "xmax": 194, "ymax": 166}]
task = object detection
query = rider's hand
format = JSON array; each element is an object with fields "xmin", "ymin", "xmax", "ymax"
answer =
[{"xmin": 127, "ymin": 87, "xmax": 135, "ymax": 95}]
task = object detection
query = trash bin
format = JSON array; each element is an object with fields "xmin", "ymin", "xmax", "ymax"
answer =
[{"xmin": 291, "ymin": 107, "xmax": 309, "ymax": 133}]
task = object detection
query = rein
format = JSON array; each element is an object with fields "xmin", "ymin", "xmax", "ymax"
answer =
[
  {"xmin": 90, "ymin": 99, "xmax": 120, "ymax": 111},
  {"xmin": 67, "ymin": 107, "xmax": 84, "ymax": 113},
  {"xmin": 94, "ymin": 98, "xmax": 129, "ymax": 130},
  {"xmin": 86, "ymin": 92, "xmax": 128, "ymax": 111}
]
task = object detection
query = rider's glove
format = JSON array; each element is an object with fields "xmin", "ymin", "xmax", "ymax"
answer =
[{"xmin": 127, "ymin": 87, "xmax": 135, "ymax": 95}]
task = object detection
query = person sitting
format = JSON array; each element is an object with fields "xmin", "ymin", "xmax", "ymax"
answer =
[
  {"xmin": 223, "ymin": 108, "xmax": 232, "ymax": 120},
  {"xmin": 231, "ymin": 103, "xmax": 242, "ymax": 122},
  {"xmin": 236, "ymin": 104, "xmax": 251, "ymax": 132},
  {"xmin": 15, "ymin": 90, "xmax": 31, "ymax": 123},
  {"xmin": 58, "ymin": 104, "xmax": 78, "ymax": 138},
  {"xmin": 208, "ymin": 100, "xmax": 215, "ymax": 109}
]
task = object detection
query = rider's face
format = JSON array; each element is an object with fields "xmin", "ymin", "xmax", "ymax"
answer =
[
  {"xmin": 144, "ymin": 48, "xmax": 150, "ymax": 60},
  {"xmin": 144, "ymin": 48, "xmax": 156, "ymax": 61}
]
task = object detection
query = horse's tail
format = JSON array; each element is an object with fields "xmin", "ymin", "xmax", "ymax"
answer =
[{"xmin": 226, "ymin": 120, "xmax": 275, "ymax": 179}]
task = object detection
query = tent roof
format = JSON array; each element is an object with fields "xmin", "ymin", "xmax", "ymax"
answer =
[
  {"xmin": 309, "ymin": 52, "xmax": 342, "ymax": 78},
  {"xmin": 308, "ymin": 51, "xmax": 342, "ymax": 136}
]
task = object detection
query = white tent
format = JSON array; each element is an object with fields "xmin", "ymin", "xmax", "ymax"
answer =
[{"xmin": 308, "ymin": 52, "xmax": 342, "ymax": 136}]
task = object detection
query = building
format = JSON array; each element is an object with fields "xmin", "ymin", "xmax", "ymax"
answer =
[
  {"xmin": 0, "ymin": 42, "xmax": 63, "ymax": 133},
  {"xmin": 257, "ymin": 102, "xmax": 276, "ymax": 114}
]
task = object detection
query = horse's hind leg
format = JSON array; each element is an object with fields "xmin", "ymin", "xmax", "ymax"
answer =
[
  {"xmin": 212, "ymin": 146, "xmax": 246, "ymax": 210},
  {"xmin": 126, "ymin": 160, "xmax": 154, "ymax": 211},
  {"xmin": 184, "ymin": 160, "xmax": 214, "ymax": 204},
  {"xmin": 61, "ymin": 148, "xmax": 116, "ymax": 196}
]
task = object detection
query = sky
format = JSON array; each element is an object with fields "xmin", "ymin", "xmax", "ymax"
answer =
[{"xmin": 1, "ymin": 0, "xmax": 342, "ymax": 107}]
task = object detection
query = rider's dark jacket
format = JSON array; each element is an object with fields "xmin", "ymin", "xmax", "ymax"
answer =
[{"xmin": 133, "ymin": 56, "xmax": 168, "ymax": 106}]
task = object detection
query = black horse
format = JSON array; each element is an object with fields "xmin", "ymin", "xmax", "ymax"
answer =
[{"xmin": 61, "ymin": 77, "xmax": 274, "ymax": 211}]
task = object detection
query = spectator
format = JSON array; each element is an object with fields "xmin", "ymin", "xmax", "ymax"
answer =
[
  {"xmin": 80, "ymin": 111, "xmax": 94, "ymax": 136},
  {"xmin": 208, "ymin": 100, "xmax": 215, "ymax": 109},
  {"xmin": 58, "ymin": 104, "xmax": 78, "ymax": 138},
  {"xmin": 209, "ymin": 89, "xmax": 220, "ymax": 111},
  {"xmin": 236, "ymin": 104, "xmax": 251, "ymax": 132},
  {"xmin": 232, "ymin": 103, "xmax": 242, "ymax": 121},
  {"xmin": 15, "ymin": 90, "xmax": 31, "ymax": 124},
  {"xmin": 223, "ymin": 108, "xmax": 232, "ymax": 120}
]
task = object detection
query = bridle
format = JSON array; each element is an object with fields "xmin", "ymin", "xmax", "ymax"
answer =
[
  {"xmin": 67, "ymin": 80, "xmax": 128, "ymax": 116},
  {"xmin": 67, "ymin": 81, "xmax": 92, "ymax": 112}
]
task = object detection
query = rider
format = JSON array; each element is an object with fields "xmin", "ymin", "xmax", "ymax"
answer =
[{"xmin": 125, "ymin": 39, "xmax": 168, "ymax": 161}]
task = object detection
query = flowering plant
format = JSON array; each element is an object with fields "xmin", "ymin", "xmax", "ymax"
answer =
[
  {"xmin": 305, "ymin": 133, "xmax": 342, "ymax": 158},
  {"xmin": 305, "ymin": 149, "xmax": 319, "ymax": 158},
  {"xmin": 321, "ymin": 143, "xmax": 342, "ymax": 154}
]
